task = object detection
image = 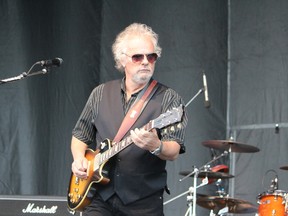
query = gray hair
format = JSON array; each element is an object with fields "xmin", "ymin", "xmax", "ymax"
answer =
[{"xmin": 112, "ymin": 23, "xmax": 162, "ymax": 72}]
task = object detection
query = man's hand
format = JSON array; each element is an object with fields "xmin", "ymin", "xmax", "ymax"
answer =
[
  {"xmin": 130, "ymin": 128, "xmax": 161, "ymax": 152},
  {"xmin": 71, "ymin": 157, "xmax": 88, "ymax": 179}
]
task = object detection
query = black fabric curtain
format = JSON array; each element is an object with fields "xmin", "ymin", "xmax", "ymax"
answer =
[
  {"xmin": 0, "ymin": 0, "xmax": 103, "ymax": 195},
  {"xmin": 0, "ymin": 1, "xmax": 249, "ymax": 215}
]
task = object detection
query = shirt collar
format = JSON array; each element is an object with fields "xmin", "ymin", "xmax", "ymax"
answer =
[{"xmin": 121, "ymin": 77, "xmax": 153, "ymax": 97}]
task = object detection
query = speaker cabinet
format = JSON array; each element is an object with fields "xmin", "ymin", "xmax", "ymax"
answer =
[{"xmin": 0, "ymin": 196, "xmax": 81, "ymax": 216}]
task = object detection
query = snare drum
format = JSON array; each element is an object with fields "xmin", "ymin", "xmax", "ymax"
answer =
[{"xmin": 257, "ymin": 190, "xmax": 288, "ymax": 215}]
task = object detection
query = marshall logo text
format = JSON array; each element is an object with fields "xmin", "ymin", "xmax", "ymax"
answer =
[{"xmin": 22, "ymin": 203, "xmax": 58, "ymax": 214}]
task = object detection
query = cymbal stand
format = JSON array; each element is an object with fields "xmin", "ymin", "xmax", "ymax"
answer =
[
  {"xmin": 163, "ymin": 176, "xmax": 208, "ymax": 205},
  {"xmin": 178, "ymin": 151, "xmax": 229, "ymax": 216},
  {"xmin": 164, "ymin": 173, "xmax": 208, "ymax": 216},
  {"xmin": 185, "ymin": 167, "xmax": 199, "ymax": 216},
  {"xmin": 179, "ymin": 151, "xmax": 229, "ymax": 182}
]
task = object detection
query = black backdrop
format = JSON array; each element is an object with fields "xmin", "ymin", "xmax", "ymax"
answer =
[{"xmin": 1, "ymin": 1, "xmax": 287, "ymax": 216}]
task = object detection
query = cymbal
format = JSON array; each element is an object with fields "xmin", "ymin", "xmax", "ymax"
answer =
[
  {"xmin": 197, "ymin": 196, "xmax": 258, "ymax": 214},
  {"xmin": 202, "ymin": 140, "xmax": 260, "ymax": 153},
  {"xmin": 196, "ymin": 193, "xmax": 210, "ymax": 198},
  {"xmin": 280, "ymin": 166, "xmax": 288, "ymax": 170},
  {"xmin": 179, "ymin": 171, "xmax": 234, "ymax": 179}
]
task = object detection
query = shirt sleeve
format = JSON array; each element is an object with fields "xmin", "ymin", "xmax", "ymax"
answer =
[
  {"xmin": 72, "ymin": 84, "xmax": 104, "ymax": 145},
  {"xmin": 161, "ymin": 88, "xmax": 188, "ymax": 154}
]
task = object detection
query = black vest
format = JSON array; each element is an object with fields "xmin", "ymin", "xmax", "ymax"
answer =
[{"xmin": 94, "ymin": 79, "xmax": 168, "ymax": 204}]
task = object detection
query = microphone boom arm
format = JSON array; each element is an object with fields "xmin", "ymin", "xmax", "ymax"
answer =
[
  {"xmin": 185, "ymin": 88, "xmax": 204, "ymax": 108},
  {"xmin": 0, "ymin": 58, "xmax": 62, "ymax": 85},
  {"xmin": 0, "ymin": 69, "xmax": 48, "ymax": 85}
]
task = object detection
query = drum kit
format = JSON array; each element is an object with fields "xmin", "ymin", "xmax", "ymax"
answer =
[{"xmin": 165, "ymin": 139, "xmax": 288, "ymax": 216}]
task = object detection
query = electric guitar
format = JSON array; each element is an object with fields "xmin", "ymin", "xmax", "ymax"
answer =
[{"xmin": 67, "ymin": 105, "xmax": 184, "ymax": 212}]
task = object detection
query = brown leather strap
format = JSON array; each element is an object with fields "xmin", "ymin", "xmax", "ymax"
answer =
[{"xmin": 113, "ymin": 80, "xmax": 158, "ymax": 142}]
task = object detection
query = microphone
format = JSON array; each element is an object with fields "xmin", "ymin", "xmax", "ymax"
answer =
[
  {"xmin": 202, "ymin": 73, "xmax": 210, "ymax": 108},
  {"xmin": 38, "ymin": 58, "xmax": 63, "ymax": 67}
]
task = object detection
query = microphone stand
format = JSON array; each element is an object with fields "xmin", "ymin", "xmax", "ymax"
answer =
[
  {"xmin": 0, "ymin": 62, "xmax": 50, "ymax": 85},
  {"xmin": 163, "ymin": 82, "xmax": 209, "ymax": 215},
  {"xmin": 185, "ymin": 88, "xmax": 204, "ymax": 108},
  {"xmin": 163, "ymin": 87, "xmax": 205, "ymax": 215}
]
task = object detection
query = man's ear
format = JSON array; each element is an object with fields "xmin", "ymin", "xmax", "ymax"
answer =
[{"xmin": 120, "ymin": 56, "xmax": 127, "ymax": 69}]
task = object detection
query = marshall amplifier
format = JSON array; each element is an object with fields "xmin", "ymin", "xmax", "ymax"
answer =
[{"xmin": 0, "ymin": 195, "xmax": 82, "ymax": 216}]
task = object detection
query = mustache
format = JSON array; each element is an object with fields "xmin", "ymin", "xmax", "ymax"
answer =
[{"xmin": 138, "ymin": 68, "xmax": 151, "ymax": 72}]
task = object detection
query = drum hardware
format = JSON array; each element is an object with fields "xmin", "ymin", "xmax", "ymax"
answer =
[
  {"xmin": 181, "ymin": 152, "xmax": 229, "ymax": 216},
  {"xmin": 177, "ymin": 167, "xmax": 234, "ymax": 215},
  {"xmin": 215, "ymin": 179, "xmax": 227, "ymax": 197},
  {"xmin": 270, "ymin": 175, "xmax": 279, "ymax": 191},
  {"xmin": 179, "ymin": 151, "xmax": 229, "ymax": 182},
  {"xmin": 202, "ymin": 140, "xmax": 260, "ymax": 153},
  {"xmin": 179, "ymin": 170, "xmax": 234, "ymax": 180},
  {"xmin": 260, "ymin": 169, "xmax": 279, "ymax": 193},
  {"xmin": 164, "ymin": 151, "xmax": 229, "ymax": 216},
  {"xmin": 185, "ymin": 177, "xmax": 209, "ymax": 216},
  {"xmin": 164, "ymin": 168, "xmax": 209, "ymax": 216},
  {"xmin": 257, "ymin": 169, "xmax": 288, "ymax": 215},
  {"xmin": 163, "ymin": 182, "xmax": 210, "ymax": 206},
  {"xmin": 185, "ymin": 167, "xmax": 200, "ymax": 216},
  {"xmin": 165, "ymin": 137, "xmax": 259, "ymax": 215}
]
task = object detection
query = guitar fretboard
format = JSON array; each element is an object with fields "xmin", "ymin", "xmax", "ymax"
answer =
[
  {"xmin": 99, "ymin": 121, "xmax": 153, "ymax": 163},
  {"xmin": 96, "ymin": 105, "xmax": 183, "ymax": 165}
]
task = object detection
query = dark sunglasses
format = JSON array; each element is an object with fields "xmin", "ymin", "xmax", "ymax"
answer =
[{"xmin": 124, "ymin": 53, "xmax": 158, "ymax": 64}]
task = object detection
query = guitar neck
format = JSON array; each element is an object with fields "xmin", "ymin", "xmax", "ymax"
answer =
[
  {"xmin": 100, "ymin": 121, "xmax": 153, "ymax": 163},
  {"xmin": 98, "ymin": 105, "xmax": 183, "ymax": 164}
]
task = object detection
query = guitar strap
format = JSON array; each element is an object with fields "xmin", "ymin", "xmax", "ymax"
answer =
[{"xmin": 113, "ymin": 79, "xmax": 158, "ymax": 143}]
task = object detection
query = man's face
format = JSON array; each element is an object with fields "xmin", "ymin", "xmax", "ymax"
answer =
[{"xmin": 122, "ymin": 35, "xmax": 157, "ymax": 85}]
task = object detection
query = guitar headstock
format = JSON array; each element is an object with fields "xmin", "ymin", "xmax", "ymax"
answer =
[{"xmin": 151, "ymin": 105, "xmax": 183, "ymax": 129}]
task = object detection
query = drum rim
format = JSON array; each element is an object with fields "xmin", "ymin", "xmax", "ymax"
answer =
[{"xmin": 257, "ymin": 190, "xmax": 287, "ymax": 199}]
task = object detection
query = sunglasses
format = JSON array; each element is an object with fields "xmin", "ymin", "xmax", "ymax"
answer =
[{"xmin": 123, "ymin": 53, "xmax": 158, "ymax": 64}]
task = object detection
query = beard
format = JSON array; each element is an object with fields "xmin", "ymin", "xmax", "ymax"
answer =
[{"xmin": 132, "ymin": 69, "xmax": 153, "ymax": 84}]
